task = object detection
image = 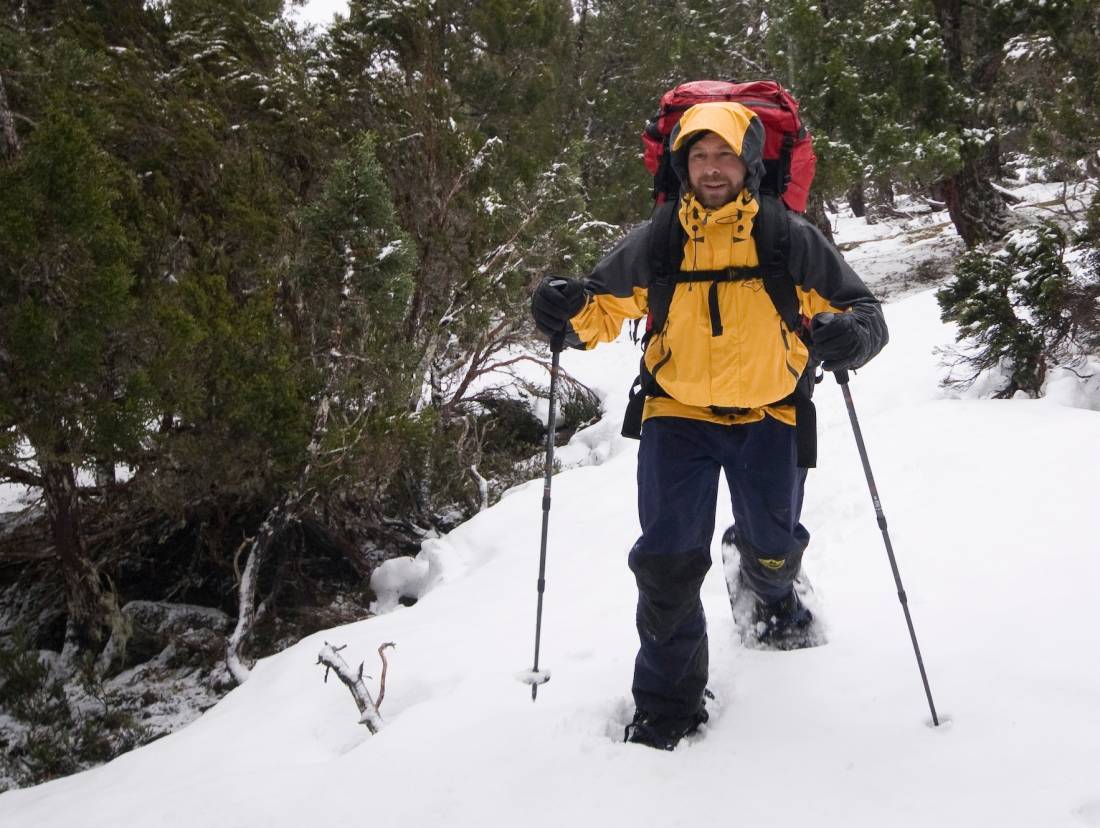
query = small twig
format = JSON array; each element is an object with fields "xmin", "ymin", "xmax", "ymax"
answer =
[
  {"xmin": 1057, "ymin": 365, "xmax": 1094, "ymax": 380},
  {"xmin": 376, "ymin": 642, "xmax": 396, "ymax": 711}
]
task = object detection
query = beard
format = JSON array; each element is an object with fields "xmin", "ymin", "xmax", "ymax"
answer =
[{"xmin": 693, "ymin": 177, "xmax": 739, "ymax": 209}]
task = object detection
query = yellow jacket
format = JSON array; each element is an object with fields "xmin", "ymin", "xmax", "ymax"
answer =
[{"xmin": 564, "ymin": 102, "xmax": 887, "ymax": 428}]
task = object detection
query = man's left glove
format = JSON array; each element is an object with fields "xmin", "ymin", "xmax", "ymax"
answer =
[
  {"xmin": 810, "ymin": 311, "xmax": 873, "ymax": 371},
  {"xmin": 531, "ymin": 277, "xmax": 587, "ymax": 337}
]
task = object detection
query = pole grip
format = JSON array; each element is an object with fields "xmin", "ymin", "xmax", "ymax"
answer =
[{"xmin": 834, "ymin": 368, "xmax": 850, "ymax": 385}]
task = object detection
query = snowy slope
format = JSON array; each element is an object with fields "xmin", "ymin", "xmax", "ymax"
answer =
[{"xmin": 3, "ymin": 230, "xmax": 1100, "ymax": 826}]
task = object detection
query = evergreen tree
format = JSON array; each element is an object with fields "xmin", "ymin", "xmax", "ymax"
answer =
[
  {"xmin": 762, "ymin": 0, "xmax": 962, "ymax": 218},
  {"xmin": 994, "ymin": 0, "xmax": 1100, "ymax": 178},
  {"xmin": 928, "ymin": 0, "xmax": 1077, "ymax": 245},
  {"xmin": 318, "ymin": 0, "xmax": 585, "ymax": 521},
  {"xmin": 0, "ymin": 110, "xmax": 142, "ymax": 648},
  {"xmin": 937, "ymin": 221, "xmax": 1096, "ymax": 396},
  {"xmin": 289, "ymin": 132, "xmax": 418, "ymax": 509},
  {"xmin": 0, "ymin": 0, "xmax": 326, "ymax": 652}
]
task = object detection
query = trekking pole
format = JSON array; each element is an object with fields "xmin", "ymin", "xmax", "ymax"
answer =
[
  {"xmin": 834, "ymin": 369, "xmax": 941, "ymax": 727},
  {"xmin": 520, "ymin": 330, "xmax": 564, "ymax": 701}
]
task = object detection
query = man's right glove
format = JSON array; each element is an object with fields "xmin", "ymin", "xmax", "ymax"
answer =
[
  {"xmin": 531, "ymin": 277, "xmax": 587, "ymax": 337},
  {"xmin": 810, "ymin": 311, "xmax": 874, "ymax": 371}
]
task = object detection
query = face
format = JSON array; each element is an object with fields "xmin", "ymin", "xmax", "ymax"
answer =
[{"xmin": 686, "ymin": 132, "xmax": 747, "ymax": 209}]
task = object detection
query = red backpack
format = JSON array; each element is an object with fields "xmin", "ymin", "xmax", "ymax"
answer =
[{"xmin": 641, "ymin": 79, "xmax": 816, "ymax": 212}]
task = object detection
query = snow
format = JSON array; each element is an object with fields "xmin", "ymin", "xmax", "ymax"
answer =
[
  {"xmin": 0, "ymin": 484, "xmax": 32, "ymax": 514},
  {"xmin": 4, "ymin": 201, "xmax": 1100, "ymax": 826},
  {"xmin": 376, "ymin": 240, "xmax": 402, "ymax": 262}
]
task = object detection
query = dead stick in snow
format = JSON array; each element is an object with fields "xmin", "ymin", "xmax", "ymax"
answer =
[
  {"xmin": 317, "ymin": 643, "xmax": 383, "ymax": 733},
  {"xmin": 376, "ymin": 642, "xmax": 395, "ymax": 711}
]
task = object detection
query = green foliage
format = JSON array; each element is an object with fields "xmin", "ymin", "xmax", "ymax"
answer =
[
  {"xmin": 764, "ymin": 0, "xmax": 964, "ymax": 198},
  {"xmin": 1007, "ymin": 0, "xmax": 1100, "ymax": 168},
  {"xmin": 288, "ymin": 133, "xmax": 422, "ymax": 502},
  {"xmin": 937, "ymin": 221, "xmax": 1094, "ymax": 396},
  {"xmin": 147, "ymin": 275, "xmax": 310, "ymax": 503},
  {"xmin": 0, "ymin": 109, "xmax": 146, "ymax": 462}
]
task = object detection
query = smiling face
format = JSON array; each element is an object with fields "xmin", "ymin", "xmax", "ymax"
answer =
[{"xmin": 686, "ymin": 131, "xmax": 748, "ymax": 209}]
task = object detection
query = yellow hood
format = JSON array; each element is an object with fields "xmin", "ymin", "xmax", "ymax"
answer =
[{"xmin": 669, "ymin": 101, "xmax": 767, "ymax": 198}]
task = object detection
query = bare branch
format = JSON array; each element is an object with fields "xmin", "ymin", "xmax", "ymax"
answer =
[
  {"xmin": 317, "ymin": 642, "xmax": 384, "ymax": 733},
  {"xmin": 375, "ymin": 642, "xmax": 395, "ymax": 711},
  {"xmin": 0, "ymin": 463, "xmax": 42, "ymax": 488}
]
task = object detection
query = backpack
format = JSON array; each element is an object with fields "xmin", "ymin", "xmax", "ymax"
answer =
[
  {"xmin": 623, "ymin": 80, "xmax": 820, "ymax": 467},
  {"xmin": 641, "ymin": 79, "xmax": 816, "ymax": 210}
]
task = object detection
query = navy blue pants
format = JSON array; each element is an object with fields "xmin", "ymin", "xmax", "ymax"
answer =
[{"xmin": 629, "ymin": 415, "xmax": 810, "ymax": 718}]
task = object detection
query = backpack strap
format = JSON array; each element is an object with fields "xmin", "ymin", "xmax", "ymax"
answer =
[
  {"xmin": 753, "ymin": 195, "xmax": 820, "ymax": 468},
  {"xmin": 644, "ymin": 200, "xmax": 682, "ymax": 339},
  {"xmin": 752, "ymin": 194, "xmax": 800, "ymax": 336},
  {"xmin": 621, "ymin": 203, "xmax": 680, "ymax": 440}
]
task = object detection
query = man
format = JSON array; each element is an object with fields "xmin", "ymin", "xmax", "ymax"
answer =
[{"xmin": 530, "ymin": 102, "xmax": 888, "ymax": 750}]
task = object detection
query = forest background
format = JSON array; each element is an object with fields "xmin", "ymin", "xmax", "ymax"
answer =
[{"xmin": 1, "ymin": 0, "xmax": 1097, "ymax": 788}]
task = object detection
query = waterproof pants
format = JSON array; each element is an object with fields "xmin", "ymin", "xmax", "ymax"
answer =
[{"xmin": 630, "ymin": 415, "xmax": 810, "ymax": 719}]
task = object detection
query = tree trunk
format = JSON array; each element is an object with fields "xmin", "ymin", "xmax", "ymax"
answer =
[
  {"xmin": 933, "ymin": 0, "xmax": 1008, "ymax": 247},
  {"xmin": 40, "ymin": 454, "xmax": 114, "ymax": 649},
  {"xmin": 804, "ymin": 191, "xmax": 836, "ymax": 246},
  {"xmin": 866, "ymin": 174, "xmax": 897, "ymax": 225},
  {"xmin": 874, "ymin": 175, "xmax": 895, "ymax": 209},
  {"xmin": 226, "ymin": 501, "xmax": 291, "ymax": 683},
  {"xmin": 941, "ymin": 147, "xmax": 1008, "ymax": 248},
  {"xmin": 0, "ymin": 71, "xmax": 21, "ymax": 160},
  {"xmin": 846, "ymin": 180, "xmax": 866, "ymax": 218}
]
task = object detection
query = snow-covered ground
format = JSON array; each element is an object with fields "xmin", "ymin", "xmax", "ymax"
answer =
[{"xmin": 2, "ymin": 190, "xmax": 1100, "ymax": 826}]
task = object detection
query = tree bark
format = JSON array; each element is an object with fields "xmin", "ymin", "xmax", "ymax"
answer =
[
  {"xmin": 846, "ymin": 180, "xmax": 866, "ymax": 218},
  {"xmin": 804, "ymin": 192, "xmax": 836, "ymax": 246},
  {"xmin": 0, "ymin": 72, "xmax": 19, "ymax": 160},
  {"xmin": 932, "ymin": 0, "xmax": 1008, "ymax": 247},
  {"xmin": 941, "ymin": 143, "xmax": 1007, "ymax": 248},
  {"xmin": 40, "ymin": 454, "xmax": 115, "ymax": 649}
]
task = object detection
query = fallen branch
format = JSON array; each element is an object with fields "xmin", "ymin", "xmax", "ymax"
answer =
[
  {"xmin": 0, "ymin": 463, "xmax": 42, "ymax": 488},
  {"xmin": 989, "ymin": 181, "xmax": 1026, "ymax": 204},
  {"xmin": 317, "ymin": 642, "xmax": 395, "ymax": 733}
]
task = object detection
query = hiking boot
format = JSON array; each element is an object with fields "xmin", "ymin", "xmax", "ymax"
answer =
[
  {"xmin": 753, "ymin": 589, "xmax": 819, "ymax": 650},
  {"xmin": 624, "ymin": 705, "xmax": 709, "ymax": 751}
]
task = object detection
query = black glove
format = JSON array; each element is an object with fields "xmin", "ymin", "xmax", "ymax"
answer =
[
  {"xmin": 810, "ymin": 311, "xmax": 872, "ymax": 371},
  {"xmin": 531, "ymin": 277, "xmax": 587, "ymax": 337}
]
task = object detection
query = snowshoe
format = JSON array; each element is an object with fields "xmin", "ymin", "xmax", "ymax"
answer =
[
  {"xmin": 722, "ymin": 536, "xmax": 825, "ymax": 650},
  {"xmin": 751, "ymin": 589, "xmax": 822, "ymax": 650}
]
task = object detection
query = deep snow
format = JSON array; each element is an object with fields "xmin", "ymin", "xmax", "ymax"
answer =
[{"xmin": 2, "ymin": 193, "xmax": 1100, "ymax": 826}]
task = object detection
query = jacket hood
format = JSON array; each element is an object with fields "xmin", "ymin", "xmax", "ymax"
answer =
[{"xmin": 669, "ymin": 102, "xmax": 766, "ymax": 200}]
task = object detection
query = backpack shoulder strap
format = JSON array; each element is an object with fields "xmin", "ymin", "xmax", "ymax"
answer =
[
  {"xmin": 622, "ymin": 201, "xmax": 681, "ymax": 440},
  {"xmin": 751, "ymin": 194, "xmax": 803, "ymax": 339},
  {"xmin": 645, "ymin": 200, "xmax": 684, "ymax": 339},
  {"xmin": 753, "ymin": 194, "xmax": 819, "ymax": 468}
]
